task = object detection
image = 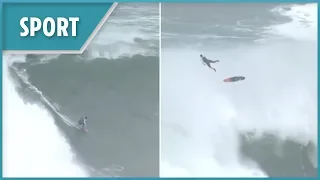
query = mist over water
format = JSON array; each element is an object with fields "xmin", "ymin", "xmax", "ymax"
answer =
[
  {"xmin": 3, "ymin": 57, "xmax": 89, "ymax": 177},
  {"xmin": 161, "ymin": 3, "xmax": 317, "ymax": 177}
]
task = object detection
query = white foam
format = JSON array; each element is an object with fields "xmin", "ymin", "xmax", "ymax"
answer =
[
  {"xmin": 161, "ymin": 3, "xmax": 317, "ymax": 175},
  {"xmin": 265, "ymin": 3, "xmax": 317, "ymax": 41},
  {"xmin": 87, "ymin": 3, "xmax": 159, "ymax": 59},
  {"xmin": 3, "ymin": 55, "xmax": 88, "ymax": 177},
  {"xmin": 161, "ymin": 49, "xmax": 269, "ymax": 177}
]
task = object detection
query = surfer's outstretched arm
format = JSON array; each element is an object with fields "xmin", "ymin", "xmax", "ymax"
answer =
[{"xmin": 200, "ymin": 58, "xmax": 205, "ymax": 64}]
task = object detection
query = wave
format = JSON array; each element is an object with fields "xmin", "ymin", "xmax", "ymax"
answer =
[
  {"xmin": 3, "ymin": 55, "xmax": 89, "ymax": 177},
  {"xmin": 160, "ymin": 3, "xmax": 317, "ymax": 177},
  {"xmin": 88, "ymin": 3, "xmax": 159, "ymax": 59},
  {"xmin": 3, "ymin": 3, "xmax": 159, "ymax": 177},
  {"xmin": 262, "ymin": 3, "xmax": 317, "ymax": 41},
  {"xmin": 7, "ymin": 53, "xmax": 159, "ymax": 177}
]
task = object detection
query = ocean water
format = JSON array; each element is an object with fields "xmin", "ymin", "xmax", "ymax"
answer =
[
  {"xmin": 3, "ymin": 3, "xmax": 159, "ymax": 177},
  {"xmin": 160, "ymin": 3, "xmax": 317, "ymax": 177}
]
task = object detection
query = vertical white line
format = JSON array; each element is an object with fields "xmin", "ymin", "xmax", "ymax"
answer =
[{"xmin": 158, "ymin": 2, "xmax": 162, "ymax": 177}]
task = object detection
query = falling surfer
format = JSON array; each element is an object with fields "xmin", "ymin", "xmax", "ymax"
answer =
[
  {"xmin": 78, "ymin": 116, "xmax": 88, "ymax": 132},
  {"xmin": 200, "ymin": 54, "xmax": 219, "ymax": 72}
]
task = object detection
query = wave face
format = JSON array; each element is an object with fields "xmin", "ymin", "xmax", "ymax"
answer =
[
  {"xmin": 161, "ymin": 3, "xmax": 317, "ymax": 177},
  {"xmin": 3, "ymin": 3, "xmax": 159, "ymax": 177}
]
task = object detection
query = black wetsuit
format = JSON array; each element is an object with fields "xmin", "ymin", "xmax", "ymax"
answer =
[
  {"xmin": 78, "ymin": 117, "xmax": 87, "ymax": 129},
  {"xmin": 201, "ymin": 56, "xmax": 219, "ymax": 71}
]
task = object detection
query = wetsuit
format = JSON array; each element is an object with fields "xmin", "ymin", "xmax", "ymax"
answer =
[
  {"xmin": 200, "ymin": 54, "xmax": 219, "ymax": 72},
  {"xmin": 78, "ymin": 117, "xmax": 87, "ymax": 130}
]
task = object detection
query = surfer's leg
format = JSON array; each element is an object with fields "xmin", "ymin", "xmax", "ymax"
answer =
[
  {"xmin": 207, "ymin": 63, "xmax": 216, "ymax": 71},
  {"xmin": 206, "ymin": 63, "xmax": 216, "ymax": 72},
  {"xmin": 208, "ymin": 60, "xmax": 219, "ymax": 63}
]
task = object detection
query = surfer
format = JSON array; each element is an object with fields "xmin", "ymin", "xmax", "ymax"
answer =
[
  {"xmin": 200, "ymin": 54, "xmax": 219, "ymax": 72},
  {"xmin": 78, "ymin": 116, "xmax": 88, "ymax": 130}
]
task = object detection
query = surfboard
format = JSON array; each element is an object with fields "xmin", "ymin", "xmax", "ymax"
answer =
[
  {"xmin": 223, "ymin": 76, "xmax": 245, "ymax": 82},
  {"xmin": 77, "ymin": 125, "xmax": 88, "ymax": 132}
]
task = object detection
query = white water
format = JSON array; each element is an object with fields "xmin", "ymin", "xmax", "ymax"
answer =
[
  {"xmin": 30, "ymin": 4, "xmax": 159, "ymax": 64},
  {"xmin": 160, "ymin": 3, "xmax": 317, "ymax": 177},
  {"xmin": 87, "ymin": 3, "xmax": 159, "ymax": 59},
  {"xmin": 3, "ymin": 55, "xmax": 88, "ymax": 177}
]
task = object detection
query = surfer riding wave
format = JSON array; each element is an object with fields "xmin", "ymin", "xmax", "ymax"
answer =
[{"xmin": 78, "ymin": 116, "xmax": 88, "ymax": 131}]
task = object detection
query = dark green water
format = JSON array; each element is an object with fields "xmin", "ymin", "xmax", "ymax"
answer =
[{"xmin": 12, "ymin": 54, "xmax": 159, "ymax": 177}]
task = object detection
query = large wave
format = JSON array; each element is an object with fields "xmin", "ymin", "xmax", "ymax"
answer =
[
  {"xmin": 3, "ymin": 55, "xmax": 89, "ymax": 177},
  {"xmin": 4, "ymin": 52, "xmax": 159, "ymax": 177},
  {"xmin": 3, "ymin": 3, "xmax": 159, "ymax": 177}
]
